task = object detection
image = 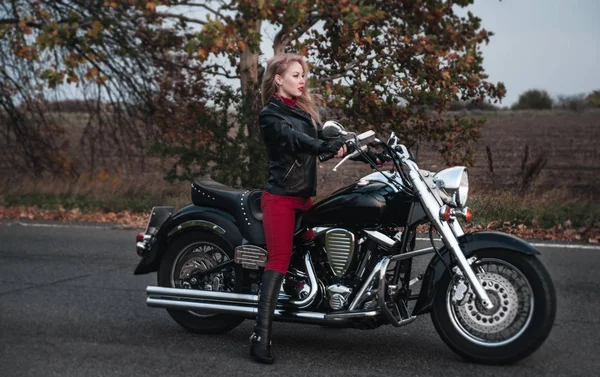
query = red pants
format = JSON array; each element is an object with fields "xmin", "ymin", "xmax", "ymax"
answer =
[{"xmin": 261, "ymin": 191, "xmax": 314, "ymax": 274}]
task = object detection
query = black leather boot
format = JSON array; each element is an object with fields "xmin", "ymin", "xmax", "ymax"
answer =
[{"xmin": 250, "ymin": 269, "xmax": 284, "ymax": 364}]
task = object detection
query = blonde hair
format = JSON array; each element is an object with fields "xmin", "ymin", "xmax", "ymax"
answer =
[{"xmin": 261, "ymin": 53, "xmax": 321, "ymax": 125}]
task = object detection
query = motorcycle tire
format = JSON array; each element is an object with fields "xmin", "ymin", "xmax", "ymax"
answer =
[
  {"xmin": 157, "ymin": 231, "xmax": 245, "ymax": 334},
  {"xmin": 431, "ymin": 248, "xmax": 556, "ymax": 364}
]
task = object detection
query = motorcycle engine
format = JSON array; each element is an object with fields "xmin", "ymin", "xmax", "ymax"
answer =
[
  {"xmin": 283, "ymin": 268, "xmax": 311, "ymax": 300},
  {"xmin": 326, "ymin": 284, "xmax": 352, "ymax": 310},
  {"xmin": 324, "ymin": 229, "xmax": 355, "ymax": 277}
]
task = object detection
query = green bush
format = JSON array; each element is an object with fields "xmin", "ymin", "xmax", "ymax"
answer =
[{"xmin": 512, "ymin": 89, "xmax": 554, "ymax": 110}]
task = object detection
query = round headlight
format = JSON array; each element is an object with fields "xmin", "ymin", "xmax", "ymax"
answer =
[
  {"xmin": 456, "ymin": 170, "xmax": 469, "ymax": 207},
  {"xmin": 433, "ymin": 167, "xmax": 469, "ymax": 208}
]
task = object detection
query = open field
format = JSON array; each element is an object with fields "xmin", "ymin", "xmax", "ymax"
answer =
[
  {"xmin": 1, "ymin": 109, "xmax": 598, "ymax": 238},
  {"xmin": 317, "ymin": 109, "xmax": 600, "ymax": 199}
]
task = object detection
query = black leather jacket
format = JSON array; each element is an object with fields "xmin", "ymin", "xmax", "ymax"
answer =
[{"xmin": 259, "ymin": 98, "xmax": 325, "ymax": 198}]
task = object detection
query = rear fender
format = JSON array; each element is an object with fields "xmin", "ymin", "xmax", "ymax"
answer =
[
  {"xmin": 134, "ymin": 204, "xmax": 243, "ymax": 275},
  {"xmin": 412, "ymin": 231, "xmax": 539, "ymax": 315}
]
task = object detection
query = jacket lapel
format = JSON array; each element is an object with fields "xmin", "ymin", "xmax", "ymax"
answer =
[{"xmin": 268, "ymin": 99, "xmax": 312, "ymax": 123}]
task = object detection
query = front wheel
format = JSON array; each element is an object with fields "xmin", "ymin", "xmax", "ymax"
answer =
[{"xmin": 431, "ymin": 249, "xmax": 556, "ymax": 364}]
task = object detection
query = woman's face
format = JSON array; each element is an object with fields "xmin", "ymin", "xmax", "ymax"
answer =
[{"xmin": 275, "ymin": 61, "xmax": 305, "ymax": 99}]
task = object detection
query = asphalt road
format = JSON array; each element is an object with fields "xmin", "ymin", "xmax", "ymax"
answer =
[{"xmin": 1, "ymin": 220, "xmax": 599, "ymax": 377}]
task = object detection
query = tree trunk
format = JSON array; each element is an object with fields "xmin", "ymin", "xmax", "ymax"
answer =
[{"xmin": 238, "ymin": 20, "xmax": 266, "ymax": 188}]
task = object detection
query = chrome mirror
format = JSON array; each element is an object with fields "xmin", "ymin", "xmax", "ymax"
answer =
[{"xmin": 322, "ymin": 121, "xmax": 347, "ymax": 139}]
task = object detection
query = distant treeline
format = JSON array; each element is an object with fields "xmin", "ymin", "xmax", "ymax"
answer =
[{"xmin": 449, "ymin": 89, "xmax": 600, "ymax": 112}]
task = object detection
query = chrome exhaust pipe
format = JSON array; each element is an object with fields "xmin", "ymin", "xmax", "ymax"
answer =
[
  {"xmin": 146, "ymin": 295, "xmax": 332, "ymax": 323},
  {"xmin": 146, "ymin": 252, "xmax": 320, "ymax": 307},
  {"xmin": 147, "ymin": 286, "xmax": 258, "ymax": 305},
  {"xmin": 147, "ymin": 296, "xmax": 257, "ymax": 317},
  {"xmin": 147, "ymin": 288, "xmax": 381, "ymax": 325}
]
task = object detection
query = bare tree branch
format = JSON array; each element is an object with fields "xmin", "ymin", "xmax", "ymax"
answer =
[
  {"xmin": 273, "ymin": 14, "xmax": 320, "ymax": 55},
  {"xmin": 154, "ymin": 12, "xmax": 206, "ymax": 25},
  {"xmin": 182, "ymin": 3, "xmax": 228, "ymax": 20}
]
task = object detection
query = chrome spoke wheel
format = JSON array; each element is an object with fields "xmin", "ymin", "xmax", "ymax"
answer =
[
  {"xmin": 447, "ymin": 258, "xmax": 534, "ymax": 347},
  {"xmin": 171, "ymin": 241, "xmax": 235, "ymax": 318}
]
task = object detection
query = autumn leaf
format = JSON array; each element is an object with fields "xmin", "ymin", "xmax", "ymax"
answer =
[
  {"xmin": 197, "ymin": 48, "xmax": 208, "ymax": 60},
  {"xmin": 87, "ymin": 67, "xmax": 99, "ymax": 77},
  {"xmin": 146, "ymin": 2, "xmax": 156, "ymax": 12}
]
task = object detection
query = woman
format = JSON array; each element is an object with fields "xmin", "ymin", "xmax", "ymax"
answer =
[
  {"xmin": 251, "ymin": 53, "xmax": 382, "ymax": 363},
  {"xmin": 248, "ymin": 53, "xmax": 345, "ymax": 364}
]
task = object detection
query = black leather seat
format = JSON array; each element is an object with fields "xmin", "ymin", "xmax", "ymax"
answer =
[{"xmin": 191, "ymin": 179, "xmax": 306, "ymax": 245}]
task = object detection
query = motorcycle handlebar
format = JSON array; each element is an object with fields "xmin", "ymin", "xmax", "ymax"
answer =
[
  {"xmin": 318, "ymin": 141, "xmax": 356, "ymax": 162},
  {"xmin": 318, "ymin": 151, "xmax": 335, "ymax": 162}
]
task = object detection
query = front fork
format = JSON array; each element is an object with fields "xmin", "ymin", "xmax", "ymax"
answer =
[{"xmin": 407, "ymin": 169, "xmax": 494, "ymax": 310}]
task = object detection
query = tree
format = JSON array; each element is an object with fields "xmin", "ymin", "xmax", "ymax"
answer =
[
  {"xmin": 0, "ymin": 0, "xmax": 197, "ymax": 177},
  {"xmin": 587, "ymin": 90, "xmax": 600, "ymax": 108},
  {"xmin": 1, "ymin": 0, "xmax": 505, "ymax": 188},
  {"xmin": 158, "ymin": 0, "xmax": 505, "ymax": 183},
  {"xmin": 511, "ymin": 89, "xmax": 554, "ymax": 110},
  {"xmin": 556, "ymin": 93, "xmax": 588, "ymax": 112}
]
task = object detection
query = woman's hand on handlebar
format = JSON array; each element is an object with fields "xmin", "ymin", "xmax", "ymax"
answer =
[
  {"xmin": 318, "ymin": 137, "xmax": 347, "ymax": 158},
  {"xmin": 335, "ymin": 143, "xmax": 347, "ymax": 158}
]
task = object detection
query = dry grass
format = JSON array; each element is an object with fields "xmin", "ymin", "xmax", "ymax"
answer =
[
  {"xmin": 0, "ymin": 175, "xmax": 189, "ymax": 213},
  {"xmin": 1, "ymin": 175, "xmax": 597, "ymax": 231},
  {"xmin": 468, "ymin": 188, "xmax": 599, "ymax": 229}
]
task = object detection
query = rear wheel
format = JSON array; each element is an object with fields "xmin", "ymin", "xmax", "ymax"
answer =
[
  {"xmin": 157, "ymin": 231, "xmax": 245, "ymax": 334},
  {"xmin": 431, "ymin": 249, "xmax": 556, "ymax": 364}
]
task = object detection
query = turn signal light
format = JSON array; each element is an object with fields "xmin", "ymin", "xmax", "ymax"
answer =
[
  {"xmin": 439, "ymin": 205, "xmax": 451, "ymax": 222},
  {"xmin": 136, "ymin": 232, "xmax": 144, "ymax": 243},
  {"xmin": 465, "ymin": 207, "xmax": 473, "ymax": 222}
]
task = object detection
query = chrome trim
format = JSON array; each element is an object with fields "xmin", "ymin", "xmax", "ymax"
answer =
[
  {"xmin": 136, "ymin": 241, "xmax": 147, "ymax": 256},
  {"xmin": 147, "ymin": 297, "xmax": 328, "ymax": 321},
  {"xmin": 449, "ymin": 218, "xmax": 465, "ymax": 238},
  {"xmin": 360, "ymin": 171, "xmax": 401, "ymax": 192},
  {"xmin": 433, "ymin": 166, "xmax": 466, "ymax": 191},
  {"xmin": 284, "ymin": 311, "xmax": 326, "ymax": 320},
  {"xmin": 149, "ymin": 253, "xmax": 318, "ymax": 309},
  {"xmin": 348, "ymin": 257, "xmax": 389, "ymax": 311},
  {"xmin": 312, "ymin": 227, "xmax": 330, "ymax": 236},
  {"xmin": 167, "ymin": 220, "xmax": 226, "ymax": 237},
  {"xmin": 363, "ymin": 230, "xmax": 396, "ymax": 248},
  {"xmin": 147, "ymin": 286, "xmax": 259, "ymax": 304},
  {"xmin": 322, "ymin": 120, "xmax": 347, "ymax": 138},
  {"xmin": 390, "ymin": 247, "xmax": 435, "ymax": 261},
  {"xmin": 325, "ymin": 229, "xmax": 355, "ymax": 277},
  {"xmin": 446, "ymin": 258, "xmax": 535, "ymax": 347},
  {"xmin": 148, "ymin": 293, "xmax": 380, "ymax": 323},
  {"xmin": 325, "ymin": 310, "xmax": 380, "ymax": 319},
  {"xmin": 234, "ymin": 245, "xmax": 268, "ymax": 270},
  {"xmin": 279, "ymin": 252, "xmax": 319, "ymax": 308},
  {"xmin": 405, "ymin": 160, "xmax": 493, "ymax": 310},
  {"xmin": 433, "ymin": 167, "xmax": 468, "ymax": 207},
  {"xmin": 327, "ymin": 284, "xmax": 353, "ymax": 311}
]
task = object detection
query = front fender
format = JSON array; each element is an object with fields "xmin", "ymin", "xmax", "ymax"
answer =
[
  {"xmin": 134, "ymin": 204, "xmax": 243, "ymax": 275},
  {"xmin": 412, "ymin": 231, "xmax": 539, "ymax": 315}
]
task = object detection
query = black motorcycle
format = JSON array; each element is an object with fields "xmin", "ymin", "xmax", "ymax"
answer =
[{"xmin": 134, "ymin": 123, "xmax": 556, "ymax": 364}]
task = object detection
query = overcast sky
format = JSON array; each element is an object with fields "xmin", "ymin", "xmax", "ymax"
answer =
[{"xmin": 462, "ymin": 0, "xmax": 600, "ymax": 105}]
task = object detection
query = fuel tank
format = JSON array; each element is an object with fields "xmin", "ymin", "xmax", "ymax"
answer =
[{"xmin": 304, "ymin": 172, "xmax": 416, "ymax": 228}]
